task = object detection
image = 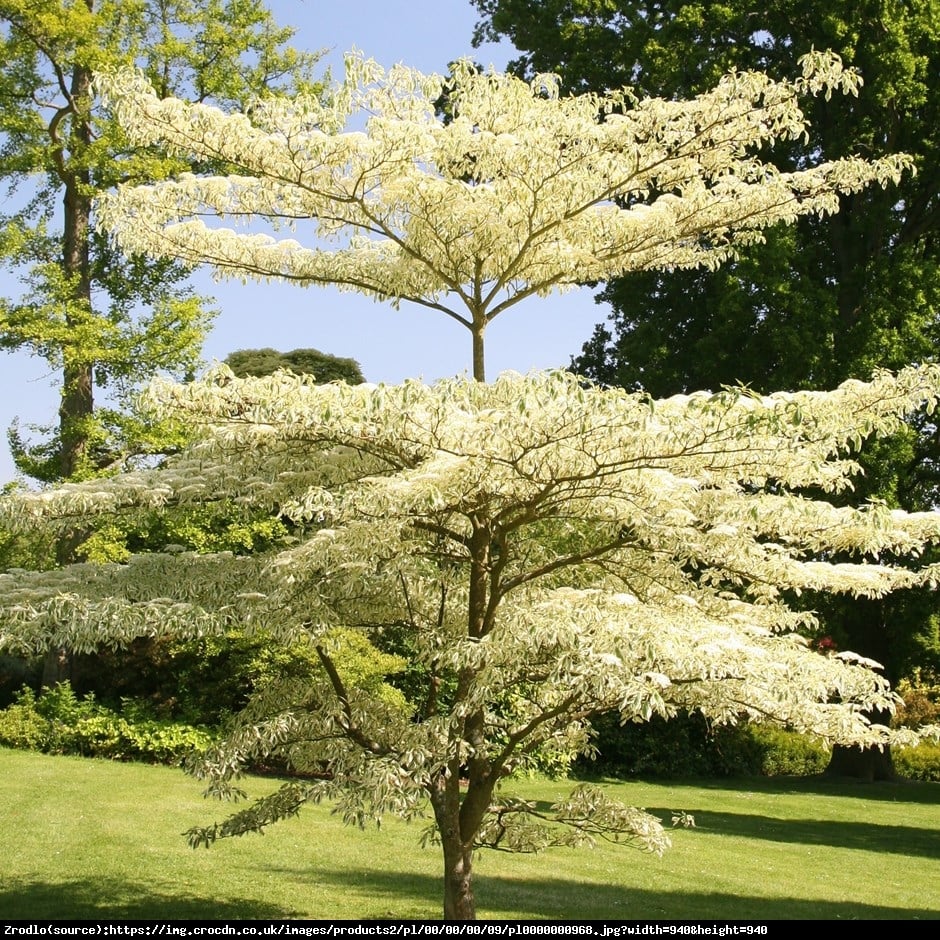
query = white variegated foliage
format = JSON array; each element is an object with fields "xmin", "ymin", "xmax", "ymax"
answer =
[
  {"xmin": 9, "ymin": 53, "xmax": 940, "ymax": 916},
  {"xmin": 93, "ymin": 51, "xmax": 911, "ymax": 379},
  {"xmin": 12, "ymin": 50, "xmax": 935, "ymax": 911},
  {"xmin": 1, "ymin": 367, "xmax": 939, "ymax": 858}
]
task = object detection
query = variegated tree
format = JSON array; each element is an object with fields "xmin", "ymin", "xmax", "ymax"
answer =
[
  {"xmin": 2, "ymin": 367, "xmax": 940, "ymax": 918},
  {"xmin": 93, "ymin": 51, "xmax": 911, "ymax": 381},
  {"xmin": 3, "ymin": 53, "xmax": 940, "ymax": 921}
]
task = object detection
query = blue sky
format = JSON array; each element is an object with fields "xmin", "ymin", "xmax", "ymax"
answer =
[{"xmin": 0, "ymin": 0, "xmax": 603, "ymax": 484}]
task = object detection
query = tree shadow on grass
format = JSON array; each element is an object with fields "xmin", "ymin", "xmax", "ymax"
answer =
[
  {"xmin": 644, "ymin": 807, "xmax": 940, "ymax": 859},
  {"xmin": 265, "ymin": 866, "xmax": 940, "ymax": 920},
  {"xmin": 0, "ymin": 878, "xmax": 291, "ymax": 921},
  {"xmin": 9, "ymin": 870, "xmax": 935, "ymax": 922},
  {"xmin": 508, "ymin": 779, "xmax": 940, "ymax": 858},
  {"xmin": 666, "ymin": 775, "xmax": 940, "ymax": 805}
]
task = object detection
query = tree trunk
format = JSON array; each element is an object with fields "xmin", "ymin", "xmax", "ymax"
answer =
[
  {"xmin": 40, "ymin": 647, "xmax": 73, "ymax": 688},
  {"xmin": 826, "ymin": 741, "xmax": 895, "ymax": 782},
  {"xmin": 826, "ymin": 702, "xmax": 896, "ymax": 781},
  {"xmin": 426, "ymin": 518, "xmax": 501, "ymax": 918},
  {"xmin": 43, "ymin": 54, "xmax": 95, "ymax": 687},
  {"xmin": 430, "ymin": 775, "xmax": 478, "ymax": 920},
  {"xmin": 823, "ymin": 598, "xmax": 897, "ymax": 781},
  {"xmin": 471, "ymin": 319, "xmax": 486, "ymax": 383},
  {"xmin": 441, "ymin": 831, "xmax": 476, "ymax": 920},
  {"xmin": 58, "ymin": 58, "xmax": 95, "ymax": 481}
]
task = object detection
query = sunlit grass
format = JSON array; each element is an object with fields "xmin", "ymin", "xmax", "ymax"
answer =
[{"xmin": 1, "ymin": 748, "xmax": 938, "ymax": 920}]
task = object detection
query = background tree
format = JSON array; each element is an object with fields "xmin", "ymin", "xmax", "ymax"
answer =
[
  {"xmin": 225, "ymin": 347, "xmax": 365, "ymax": 384},
  {"xmin": 0, "ymin": 0, "xmax": 323, "ymax": 687},
  {"xmin": 0, "ymin": 0, "xmax": 323, "ymax": 482},
  {"xmin": 2, "ymin": 367, "xmax": 940, "ymax": 918},
  {"xmin": 94, "ymin": 51, "xmax": 908, "ymax": 382},
  {"xmin": 473, "ymin": 0, "xmax": 940, "ymax": 777}
]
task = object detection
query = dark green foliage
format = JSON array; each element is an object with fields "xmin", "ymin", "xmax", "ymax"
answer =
[
  {"xmin": 580, "ymin": 712, "xmax": 832, "ymax": 779},
  {"xmin": 582, "ymin": 702, "xmax": 940, "ymax": 780},
  {"xmin": 71, "ymin": 631, "xmax": 319, "ymax": 726},
  {"xmin": 0, "ymin": 654, "xmax": 41, "ymax": 708},
  {"xmin": 70, "ymin": 626, "xmax": 406, "ymax": 731},
  {"xmin": 748, "ymin": 726, "xmax": 831, "ymax": 777},
  {"xmin": 472, "ymin": 0, "xmax": 746, "ymax": 97},
  {"xmin": 224, "ymin": 347, "xmax": 366, "ymax": 384},
  {"xmin": 581, "ymin": 711, "xmax": 766, "ymax": 778},
  {"xmin": 372, "ymin": 623, "xmax": 576, "ymax": 777},
  {"xmin": 372, "ymin": 621, "xmax": 458, "ymax": 714},
  {"xmin": 0, "ymin": 627, "xmax": 410, "ymax": 769}
]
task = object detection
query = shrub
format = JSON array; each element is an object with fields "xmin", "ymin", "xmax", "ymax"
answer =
[
  {"xmin": 69, "ymin": 714, "xmax": 128, "ymax": 757},
  {"xmin": 893, "ymin": 669, "xmax": 940, "ymax": 730},
  {"xmin": 0, "ymin": 688, "xmax": 48, "ymax": 749},
  {"xmin": 893, "ymin": 743, "xmax": 940, "ymax": 782},
  {"xmin": 747, "ymin": 725, "xmax": 830, "ymax": 776},
  {"xmin": 72, "ymin": 632, "xmax": 292, "ymax": 725},
  {"xmin": 119, "ymin": 720, "xmax": 214, "ymax": 763},
  {"xmin": 0, "ymin": 683, "xmax": 212, "ymax": 764},
  {"xmin": 580, "ymin": 711, "xmax": 765, "ymax": 778},
  {"xmin": 580, "ymin": 710, "xmax": 840, "ymax": 779}
]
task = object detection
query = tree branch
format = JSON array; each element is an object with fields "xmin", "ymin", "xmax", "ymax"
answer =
[{"xmin": 314, "ymin": 644, "xmax": 388, "ymax": 755}]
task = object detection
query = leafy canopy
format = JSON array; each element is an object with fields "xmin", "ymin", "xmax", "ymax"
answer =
[
  {"xmin": 94, "ymin": 50, "xmax": 910, "ymax": 380},
  {"xmin": 6, "ymin": 48, "xmax": 940, "ymax": 918},
  {"xmin": 2, "ymin": 367, "xmax": 940, "ymax": 848}
]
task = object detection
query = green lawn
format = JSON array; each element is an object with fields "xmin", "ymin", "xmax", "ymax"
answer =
[{"xmin": 1, "ymin": 747, "xmax": 938, "ymax": 920}]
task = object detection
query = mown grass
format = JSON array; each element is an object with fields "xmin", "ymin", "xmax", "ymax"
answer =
[{"xmin": 1, "ymin": 747, "xmax": 939, "ymax": 920}]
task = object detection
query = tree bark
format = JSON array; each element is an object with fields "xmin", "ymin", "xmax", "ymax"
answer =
[
  {"xmin": 471, "ymin": 320, "xmax": 486, "ymax": 383},
  {"xmin": 826, "ymin": 704, "xmax": 896, "ymax": 781},
  {"xmin": 826, "ymin": 740, "xmax": 895, "ymax": 782},
  {"xmin": 43, "ymin": 53, "xmax": 95, "ymax": 687},
  {"xmin": 823, "ymin": 599, "xmax": 897, "ymax": 781},
  {"xmin": 58, "ymin": 59, "xmax": 95, "ymax": 480},
  {"xmin": 441, "ymin": 829, "xmax": 476, "ymax": 920},
  {"xmin": 430, "ymin": 773, "xmax": 477, "ymax": 920}
]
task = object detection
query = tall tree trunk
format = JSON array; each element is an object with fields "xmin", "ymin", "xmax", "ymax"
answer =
[
  {"xmin": 43, "ymin": 55, "xmax": 95, "ymax": 688},
  {"xmin": 471, "ymin": 318, "xmax": 486, "ymax": 383},
  {"xmin": 59, "ymin": 60, "xmax": 95, "ymax": 481}
]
